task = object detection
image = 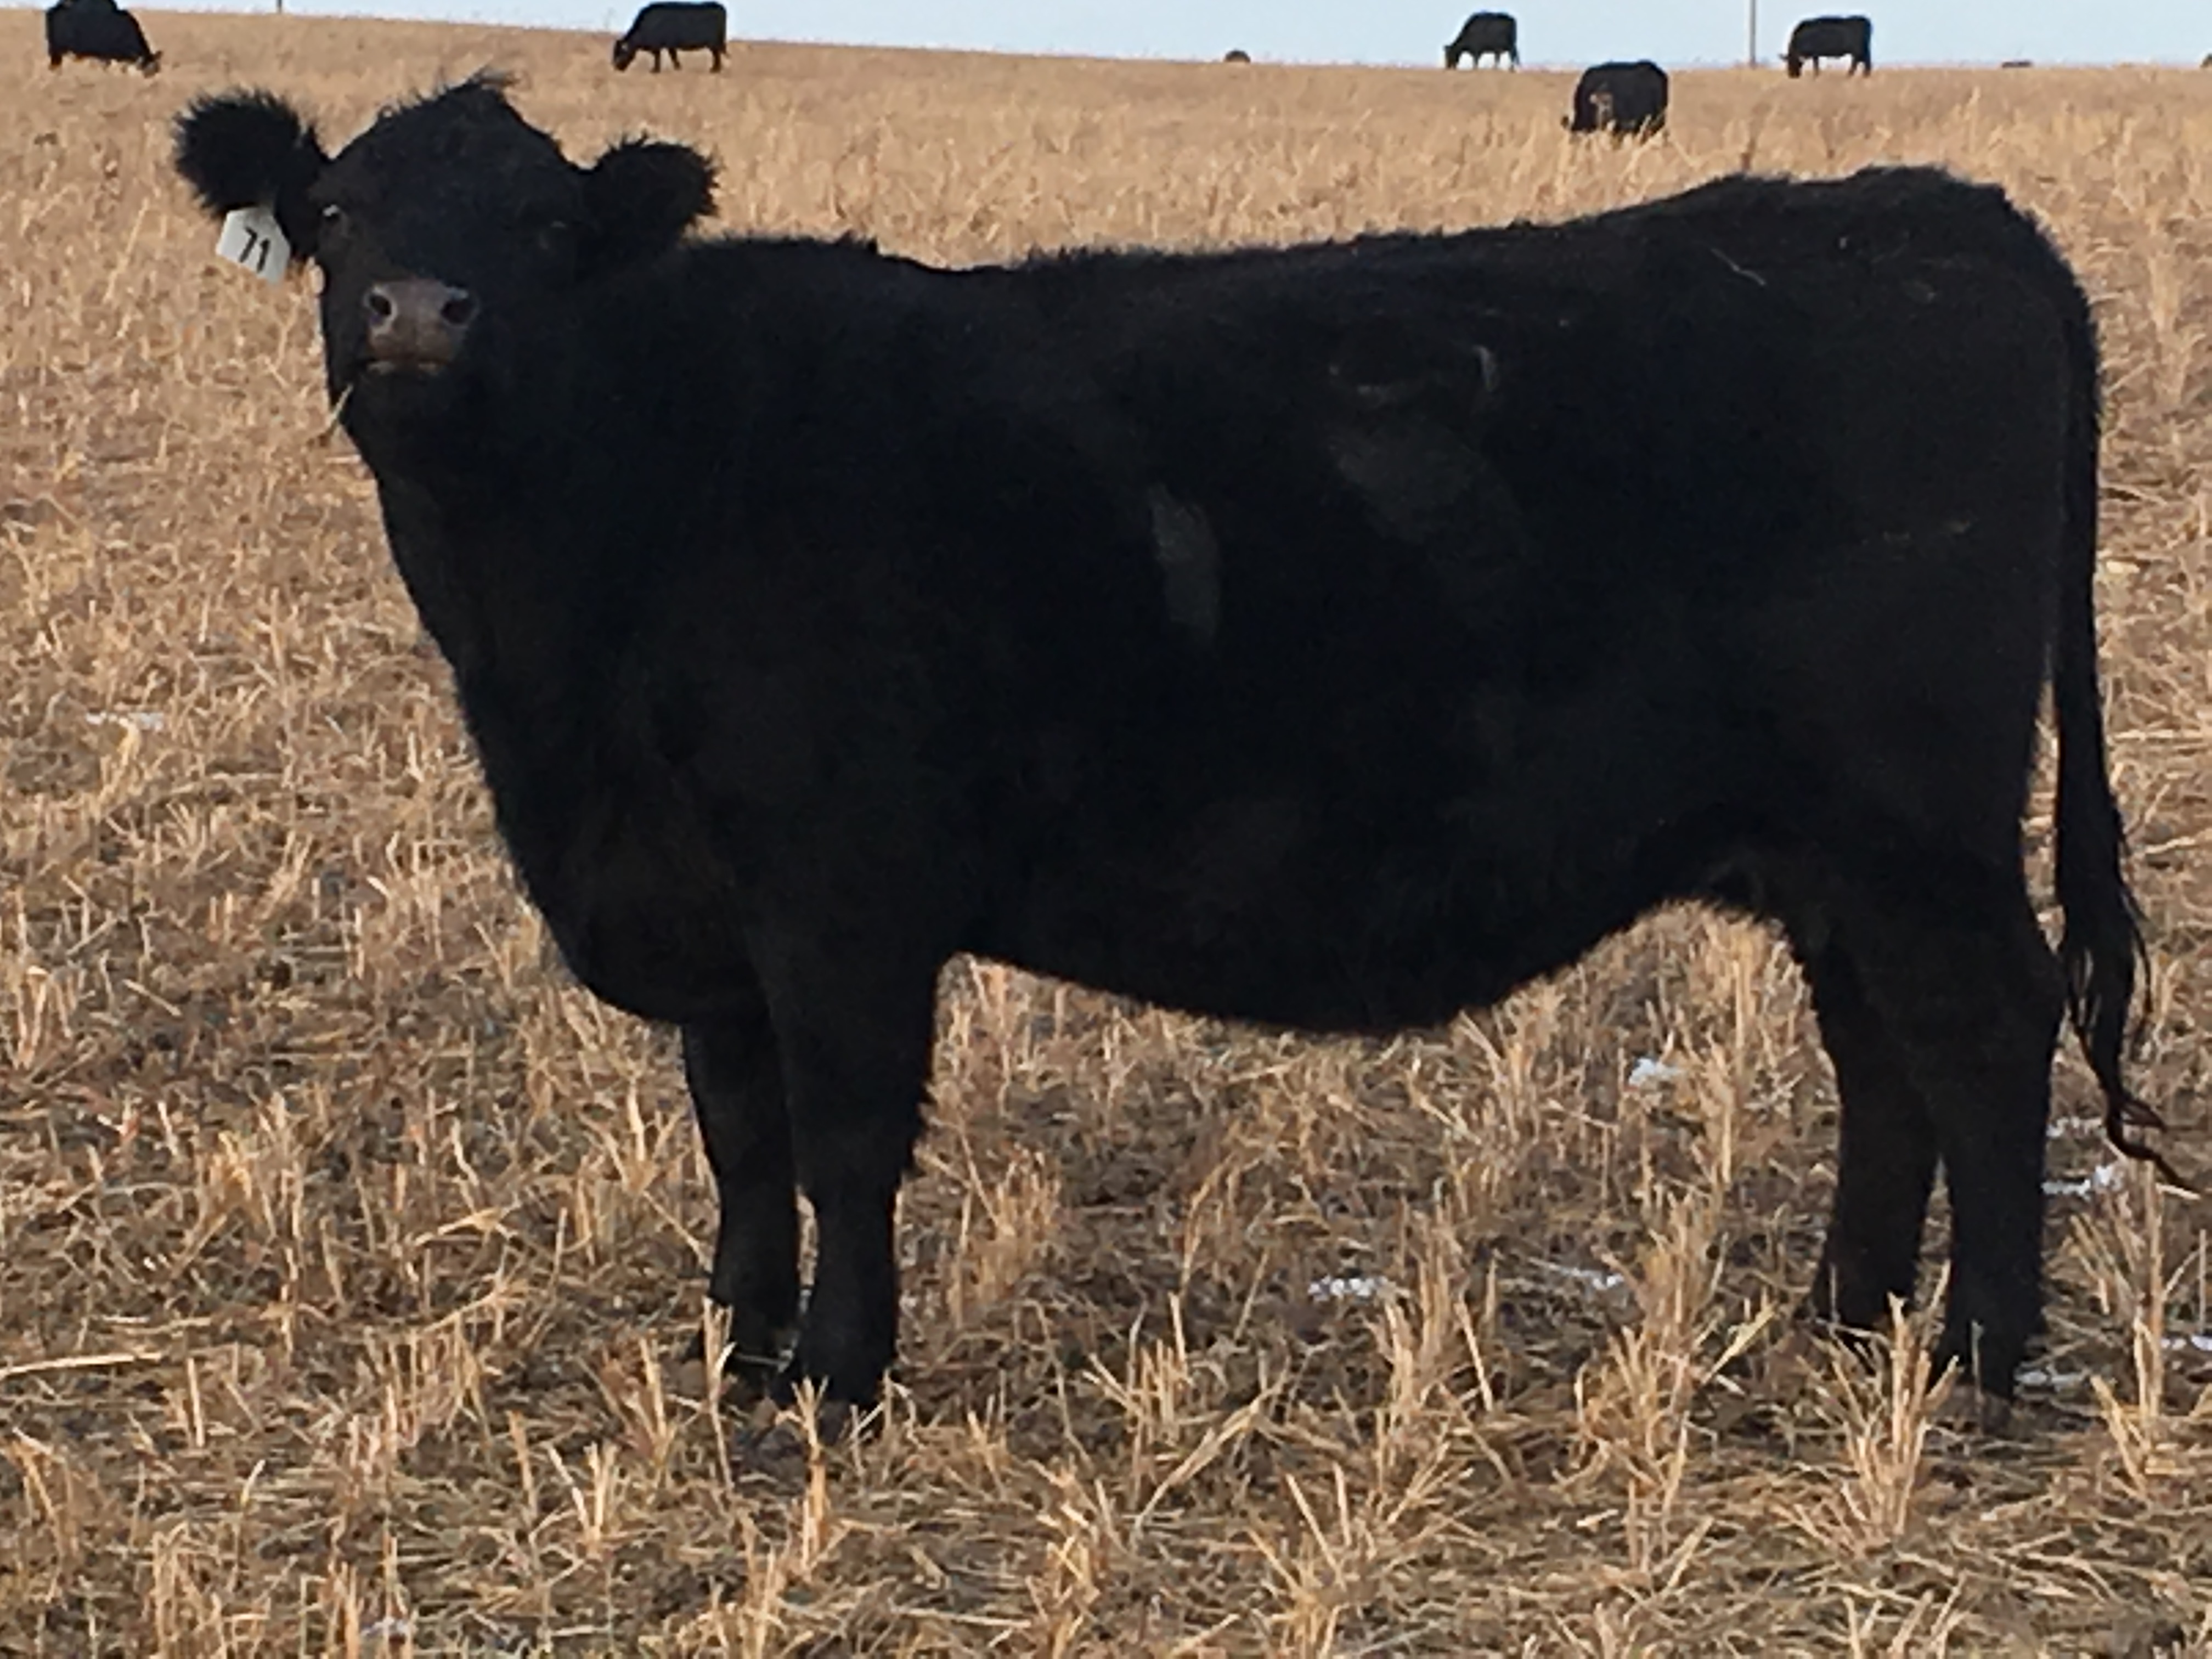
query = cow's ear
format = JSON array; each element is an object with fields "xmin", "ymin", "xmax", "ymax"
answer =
[
  {"xmin": 581, "ymin": 138, "xmax": 715, "ymax": 275},
  {"xmin": 173, "ymin": 91, "xmax": 329, "ymax": 260}
]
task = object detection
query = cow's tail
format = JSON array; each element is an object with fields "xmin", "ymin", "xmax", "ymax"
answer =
[{"xmin": 2047, "ymin": 263, "xmax": 2176, "ymax": 1182}]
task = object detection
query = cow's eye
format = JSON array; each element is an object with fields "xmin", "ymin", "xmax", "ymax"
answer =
[
  {"xmin": 534, "ymin": 218, "xmax": 572, "ymax": 257},
  {"xmin": 319, "ymin": 204, "xmax": 349, "ymax": 242}
]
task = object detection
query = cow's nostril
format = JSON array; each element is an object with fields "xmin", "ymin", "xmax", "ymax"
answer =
[{"xmin": 360, "ymin": 278, "xmax": 473, "ymax": 368}]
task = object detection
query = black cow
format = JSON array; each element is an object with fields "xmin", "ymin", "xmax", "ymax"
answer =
[
  {"xmin": 46, "ymin": 0, "xmax": 159, "ymax": 73},
  {"xmin": 612, "ymin": 1, "xmax": 726, "ymax": 72},
  {"xmin": 1444, "ymin": 10, "xmax": 1517, "ymax": 68},
  {"xmin": 1787, "ymin": 15, "xmax": 1874, "ymax": 77},
  {"xmin": 173, "ymin": 77, "xmax": 2165, "ymax": 1410},
  {"xmin": 1223, "ymin": 48, "xmax": 1251, "ymax": 64},
  {"xmin": 1567, "ymin": 61, "xmax": 1668, "ymax": 136}
]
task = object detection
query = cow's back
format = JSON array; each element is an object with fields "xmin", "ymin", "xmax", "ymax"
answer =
[
  {"xmin": 1788, "ymin": 14, "xmax": 1872, "ymax": 60},
  {"xmin": 47, "ymin": 1, "xmax": 151, "ymax": 63},
  {"xmin": 928, "ymin": 173, "xmax": 2086, "ymax": 1024},
  {"xmin": 627, "ymin": 1, "xmax": 725, "ymax": 48},
  {"xmin": 1571, "ymin": 61, "xmax": 1667, "ymax": 132}
]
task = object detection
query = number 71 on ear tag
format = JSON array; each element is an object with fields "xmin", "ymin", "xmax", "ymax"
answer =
[{"xmin": 215, "ymin": 205, "xmax": 290, "ymax": 286}]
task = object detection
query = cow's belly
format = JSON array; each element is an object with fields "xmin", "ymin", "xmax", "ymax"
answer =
[
  {"xmin": 983, "ymin": 824, "xmax": 1689, "ymax": 1034},
  {"xmin": 975, "ymin": 696, "xmax": 1728, "ymax": 1035}
]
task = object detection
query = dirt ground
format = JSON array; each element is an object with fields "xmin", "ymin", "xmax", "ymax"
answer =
[{"xmin": 4, "ymin": 15, "xmax": 2212, "ymax": 1652}]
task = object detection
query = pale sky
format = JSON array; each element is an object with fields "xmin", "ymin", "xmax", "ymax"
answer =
[{"xmin": 30, "ymin": 1, "xmax": 2211, "ymax": 67}]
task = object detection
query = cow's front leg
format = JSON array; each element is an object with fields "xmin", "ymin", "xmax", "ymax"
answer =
[
  {"xmin": 751, "ymin": 928, "xmax": 937, "ymax": 1408},
  {"xmin": 681, "ymin": 1008, "xmax": 798, "ymax": 1381}
]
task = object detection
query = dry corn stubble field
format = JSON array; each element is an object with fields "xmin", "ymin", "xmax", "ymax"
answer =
[{"xmin": 4, "ymin": 14, "xmax": 2212, "ymax": 1652}]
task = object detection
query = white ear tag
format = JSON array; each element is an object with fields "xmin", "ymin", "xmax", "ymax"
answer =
[{"xmin": 215, "ymin": 205, "xmax": 290, "ymax": 286}]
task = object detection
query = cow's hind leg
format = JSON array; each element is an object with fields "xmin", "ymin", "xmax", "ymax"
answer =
[
  {"xmin": 1809, "ymin": 861, "xmax": 2061, "ymax": 1396},
  {"xmin": 681, "ymin": 1011, "xmax": 799, "ymax": 1380}
]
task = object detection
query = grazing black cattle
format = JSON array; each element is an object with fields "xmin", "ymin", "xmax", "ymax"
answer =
[
  {"xmin": 173, "ymin": 76, "xmax": 2167, "ymax": 1410},
  {"xmin": 45, "ymin": 0, "xmax": 159, "ymax": 73},
  {"xmin": 1223, "ymin": 48, "xmax": 1251, "ymax": 64},
  {"xmin": 612, "ymin": 1, "xmax": 726, "ymax": 72},
  {"xmin": 1443, "ymin": 10, "xmax": 1517, "ymax": 68},
  {"xmin": 2000, "ymin": 60, "xmax": 2034, "ymax": 70},
  {"xmin": 1787, "ymin": 14, "xmax": 1874, "ymax": 77},
  {"xmin": 1567, "ymin": 61, "xmax": 1668, "ymax": 136}
]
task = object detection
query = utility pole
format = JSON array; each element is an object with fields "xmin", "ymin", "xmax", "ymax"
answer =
[{"xmin": 1747, "ymin": 0, "xmax": 1758, "ymax": 65}]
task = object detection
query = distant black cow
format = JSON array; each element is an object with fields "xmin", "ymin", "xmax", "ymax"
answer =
[
  {"xmin": 1567, "ymin": 60, "xmax": 1668, "ymax": 136},
  {"xmin": 175, "ymin": 77, "xmax": 2166, "ymax": 1410},
  {"xmin": 1444, "ymin": 10, "xmax": 1517, "ymax": 67},
  {"xmin": 2000, "ymin": 60, "xmax": 2033, "ymax": 70},
  {"xmin": 1223, "ymin": 48, "xmax": 1251, "ymax": 63},
  {"xmin": 46, "ymin": 0, "xmax": 158, "ymax": 73},
  {"xmin": 612, "ymin": 1, "xmax": 726, "ymax": 71},
  {"xmin": 1787, "ymin": 15, "xmax": 1873, "ymax": 77}
]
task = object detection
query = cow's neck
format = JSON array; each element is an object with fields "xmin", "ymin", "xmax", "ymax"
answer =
[{"xmin": 348, "ymin": 361, "xmax": 607, "ymax": 697}]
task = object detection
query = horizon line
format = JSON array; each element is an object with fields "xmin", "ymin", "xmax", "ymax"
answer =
[{"xmin": 17, "ymin": 5, "xmax": 2208, "ymax": 72}]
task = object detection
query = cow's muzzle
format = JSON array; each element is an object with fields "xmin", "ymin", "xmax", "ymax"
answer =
[{"xmin": 362, "ymin": 278, "xmax": 476, "ymax": 373}]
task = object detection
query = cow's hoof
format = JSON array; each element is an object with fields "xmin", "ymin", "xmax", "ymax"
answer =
[
  {"xmin": 679, "ymin": 1312, "xmax": 797, "ymax": 1399},
  {"xmin": 769, "ymin": 1357, "xmax": 880, "ymax": 1412}
]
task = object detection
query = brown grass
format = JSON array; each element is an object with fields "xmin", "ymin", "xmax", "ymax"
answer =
[{"xmin": 4, "ymin": 15, "xmax": 2212, "ymax": 1652}]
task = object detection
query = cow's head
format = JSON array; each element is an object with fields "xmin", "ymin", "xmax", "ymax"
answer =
[
  {"xmin": 173, "ymin": 77, "xmax": 713, "ymax": 409},
  {"xmin": 611, "ymin": 38, "xmax": 637, "ymax": 70}
]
